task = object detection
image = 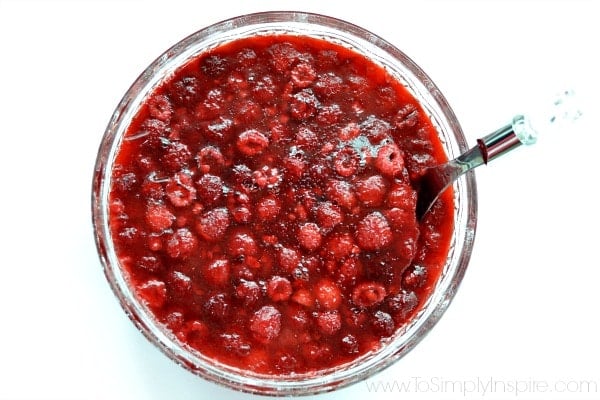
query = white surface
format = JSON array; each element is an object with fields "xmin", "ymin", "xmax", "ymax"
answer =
[{"xmin": 1, "ymin": 1, "xmax": 599, "ymax": 399}]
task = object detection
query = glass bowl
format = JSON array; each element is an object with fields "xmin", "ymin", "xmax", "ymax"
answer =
[{"xmin": 92, "ymin": 11, "xmax": 477, "ymax": 396}]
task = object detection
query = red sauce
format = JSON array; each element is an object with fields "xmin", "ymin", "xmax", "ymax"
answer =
[{"xmin": 108, "ymin": 34, "xmax": 454, "ymax": 375}]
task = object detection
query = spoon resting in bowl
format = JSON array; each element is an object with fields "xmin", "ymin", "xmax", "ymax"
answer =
[{"xmin": 416, "ymin": 89, "xmax": 582, "ymax": 220}]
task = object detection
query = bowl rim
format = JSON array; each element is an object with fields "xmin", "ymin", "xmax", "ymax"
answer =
[{"xmin": 91, "ymin": 10, "xmax": 478, "ymax": 396}]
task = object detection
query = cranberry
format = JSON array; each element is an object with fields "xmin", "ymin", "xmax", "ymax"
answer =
[
  {"xmin": 356, "ymin": 212, "xmax": 392, "ymax": 251},
  {"xmin": 196, "ymin": 207, "xmax": 230, "ymax": 241},
  {"xmin": 236, "ymin": 129, "xmax": 269, "ymax": 156},
  {"xmin": 250, "ymin": 305, "xmax": 282, "ymax": 343},
  {"xmin": 352, "ymin": 282, "xmax": 387, "ymax": 308}
]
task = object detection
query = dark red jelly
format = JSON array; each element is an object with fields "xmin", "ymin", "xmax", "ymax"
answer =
[{"xmin": 108, "ymin": 34, "xmax": 454, "ymax": 375}]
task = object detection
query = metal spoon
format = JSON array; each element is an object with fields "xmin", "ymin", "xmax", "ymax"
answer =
[{"xmin": 416, "ymin": 90, "xmax": 581, "ymax": 220}]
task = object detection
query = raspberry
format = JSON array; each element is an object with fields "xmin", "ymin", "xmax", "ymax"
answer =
[
  {"xmin": 113, "ymin": 170, "xmax": 138, "ymax": 193},
  {"xmin": 249, "ymin": 305, "xmax": 282, "ymax": 343},
  {"xmin": 387, "ymin": 183, "xmax": 417, "ymax": 210},
  {"xmin": 231, "ymin": 206, "xmax": 252, "ymax": 224},
  {"xmin": 236, "ymin": 129, "xmax": 269, "ymax": 156},
  {"xmin": 168, "ymin": 76, "xmax": 201, "ymax": 105},
  {"xmin": 352, "ymin": 281, "xmax": 387, "ymax": 308},
  {"xmin": 252, "ymin": 75, "xmax": 277, "ymax": 103},
  {"xmin": 166, "ymin": 172, "xmax": 196, "ymax": 207},
  {"xmin": 235, "ymin": 280, "xmax": 261, "ymax": 306},
  {"xmin": 196, "ymin": 207, "xmax": 230, "ymax": 241},
  {"xmin": 182, "ymin": 320, "xmax": 209, "ymax": 348},
  {"xmin": 341, "ymin": 334, "xmax": 359, "ymax": 354},
  {"xmin": 386, "ymin": 290, "xmax": 418, "ymax": 320},
  {"xmin": 314, "ymin": 278, "xmax": 342, "ymax": 310},
  {"xmin": 256, "ymin": 195, "xmax": 281, "ymax": 221},
  {"xmin": 196, "ymin": 88, "xmax": 225, "ymax": 120},
  {"xmin": 220, "ymin": 332, "xmax": 252, "ymax": 356},
  {"xmin": 147, "ymin": 94, "xmax": 173, "ymax": 122},
  {"xmin": 164, "ymin": 310, "xmax": 185, "ymax": 331},
  {"xmin": 372, "ymin": 310, "xmax": 395, "ymax": 336},
  {"xmin": 236, "ymin": 100, "xmax": 262, "ymax": 124},
  {"xmin": 135, "ymin": 118, "xmax": 167, "ymax": 145},
  {"xmin": 137, "ymin": 255, "xmax": 163, "ymax": 273},
  {"xmin": 355, "ymin": 175, "xmax": 387, "ymax": 207},
  {"xmin": 303, "ymin": 342, "xmax": 332, "ymax": 363},
  {"xmin": 167, "ymin": 270, "xmax": 192, "ymax": 298},
  {"xmin": 297, "ymin": 222, "xmax": 322, "ymax": 251},
  {"xmin": 203, "ymin": 293, "xmax": 230, "ymax": 321},
  {"xmin": 402, "ymin": 264, "xmax": 428, "ymax": 290},
  {"xmin": 197, "ymin": 145, "xmax": 225, "ymax": 174},
  {"xmin": 356, "ymin": 212, "xmax": 392, "ymax": 251},
  {"xmin": 145, "ymin": 203, "xmax": 175, "ymax": 231},
  {"xmin": 228, "ymin": 231, "xmax": 258, "ymax": 258},
  {"xmin": 344, "ymin": 307, "xmax": 369, "ymax": 329},
  {"xmin": 313, "ymin": 72, "xmax": 344, "ymax": 98},
  {"xmin": 267, "ymin": 42, "xmax": 300, "ymax": 73},
  {"xmin": 165, "ymin": 228, "xmax": 197, "ymax": 259},
  {"xmin": 316, "ymin": 310, "xmax": 342, "ymax": 335},
  {"xmin": 252, "ymin": 165, "xmax": 281, "ymax": 189},
  {"xmin": 325, "ymin": 179, "xmax": 357, "ymax": 210},
  {"xmin": 161, "ymin": 141, "xmax": 192, "ymax": 173},
  {"xmin": 283, "ymin": 153, "xmax": 306, "ymax": 180},
  {"xmin": 316, "ymin": 103, "xmax": 342, "ymax": 125},
  {"xmin": 394, "ymin": 103, "xmax": 419, "ymax": 131},
  {"xmin": 360, "ymin": 115, "xmax": 391, "ymax": 144},
  {"xmin": 196, "ymin": 174, "xmax": 224, "ymax": 205},
  {"xmin": 141, "ymin": 179, "xmax": 165, "ymax": 201},
  {"xmin": 267, "ymin": 276, "xmax": 293, "ymax": 302},
  {"xmin": 326, "ymin": 233, "xmax": 357, "ymax": 259},
  {"xmin": 339, "ymin": 122, "xmax": 360, "ymax": 141},
  {"xmin": 203, "ymin": 258, "xmax": 231, "ymax": 287},
  {"xmin": 295, "ymin": 126, "xmax": 318, "ymax": 148},
  {"xmin": 315, "ymin": 201, "xmax": 343, "ymax": 231},
  {"xmin": 333, "ymin": 147, "xmax": 359, "ymax": 177},
  {"xmin": 289, "ymin": 89, "xmax": 320, "ymax": 120},
  {"xmin": 291, "ymin": 288, "xmax": 314, "ymax": 308},
  {"xmin": 137, "ymin": 279, "xmax": 167, "ymax": 309},
  {"xmin": 337, "ymin": 258, "xmax": 362, "ymax": 287},
  {"xmin": 291, "ymin": 62, "xmax": 317, "ymax": 88},
  {"xmin": 201, "ymin": 55, "xmax": 228, "ymax": 77},
  {"xmin": 374, "ymin": 142, "xmax": 404, "ymax": 177},
  {"xmin": 202, "ymin": 116, "xmax": 234, "ymax": 142},
  {"xmin": 278, "ymin": 246, "xmax": 300, "ymax": 273}
]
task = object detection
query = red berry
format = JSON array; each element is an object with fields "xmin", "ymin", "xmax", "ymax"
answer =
[
  {"xmin": 339, "ymin": 122, "xmax": 360, "ymax": 141},
  {"xmin": 402, "ymin": 264, "xmax": 428, "ymax": 290},
  {"xmin": 361, "ymin": 115, "xmax": 391, "ymax": 144},
  {"xmin": 333, "ymin": 146, "xmax": 359, "ymax": 177},
  {"xmin": 314, "ymin": 278, "xmax": 342, "ymax": 310},
  {"xmin": 235, "ymin": 280, "xmax": 261, "ymax": 306},
  {"xmin": 387, "ymin": 183, "xmax": 417, "ymax": 210},
  {"xmin": 291, "ymin": 62, "xmax": 317, "ymax": 88},
  {"xmin": 315, "ymin": 201, "xmax": 343, "ymax": 231},
  {"xmin": 315, "ymin": 310, "xmax": 342, "ymax": 335},
  {"xmin": 278, "ymin": 246, "xmax": 300, "ymax": 273},
  {"xmin": 387, "ymin": 290, "xmax": 418, "ymax": 320},
  {"xmin": 325, "ymin": 233, "xmax": 357, "ymax": 259},
  {"xmin": 341, "ymin": 334, "xmax": 359, "ymax": 354},
  {"xmin": 352, "ymin": 281, "xmax": 387, "ymax": 308},
  {"xmin": 167, "ymin": 270, "xmax": 192, "ymax": 298},
  {"xmin": 374, "ymin": 142, "xmax": 404, "ymax": 177},
  {"xmin": 161, "ymin": 141, "xmax": 192, "ymax": 172},
  {"xmin": 228, "ymin": 231, "xmax": 258, "ymax": 258},
  {"xmin": 291, "ymin": 288, "xmax": 315, "ymax": 308},
  {"xmin": 256, "ymin": 195, "xmax": 281, "ymax": 221},
  {"xmin": 249, "ymin": 305, "xmax": 282, "ymax": 343},
  {"xmin": 237, "ymin": 129, "xmax": 269, "ymax": 156},
  {"xmin": 289, "ymin": 89, "xmax": 320, "ymax": 120},
  {"xmin": 267, "ymin": 276, "xmax": 293, "ymax": 302},
  {"xmin": 201, "ymin": 55, "xmax": 228, "ymax": 77},
  {"xmin": 297, "ymin": 222, "xmax": 322, "ymax": 251},
  {"xmin": 356, "ymin": 212, "xmax": 392, "ymax": 251},
  {"xmin": 137, "ymin": 255, "xmax": 163, "ymax": 273},
  {"xmin": 196, "ymin": 207, "xmax": 230, "ymax": 241},
  {"xmin": 147, "ymin": 94, "xmax": 173, "ymax": 122},
  {"xmin": 268, "ymin": 42, "xmax": 300, "ymax": 73},
  {"xmin": 325, "ymin": 179, "xmax": 357, "ymax": 210},
  {"xmin": 313, "ymin": 72, "xmax": 344, "ymax": 98},
  {"xmin": 196, "ymin": 174, "xmax": 224, "ymax": 205},
  {"xmin": 166, "ymin": 172, "xmax": 196, "ymax": 207},
  {"xmin": 165, "ymin": 228, "xmax": 197, "ymax": 259},
  {"xmin": 202, "ymin": 116, "xmax": 234, "ymax": 142},
  {"xmin": 203, "ymin": 293, "xmax": 230, "ymax": 321},
  {"xmin": 137, "ymin": 279, "xmax": 167, "ymax": 309},
  {"xmin": 203, "ymin": 258, "xmax": 231, "ymax": 287},
  {"xmin": 394, "ymin": 103, "xmax": 420, "ymax": 131},
  {"xmin": 355, "ymin": 175, "xmax": 387, "ymax": 207},
  {"xmin": 197, "ymin": 145, "xmax": 226, "ymax": 174},
  {"xmin": 145, "ymin": 203, "xmax": 175, "ymax": 231},
  {"xmin": 372, "ymin": 310, "xmax": 395, "ymax": 336},
  {"xmin": 220, "ymin": 332, "xmax": 252, "ymax": 356}
]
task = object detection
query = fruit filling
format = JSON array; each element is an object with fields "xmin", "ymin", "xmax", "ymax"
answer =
[{"xmin": 108, "ymin": 34, "xmax": 454, "ymax": 374}]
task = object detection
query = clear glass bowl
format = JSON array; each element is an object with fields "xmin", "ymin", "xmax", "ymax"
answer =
[{"xmin": 92, "ymin": 11, "xmax": 477, "ymax": 396}]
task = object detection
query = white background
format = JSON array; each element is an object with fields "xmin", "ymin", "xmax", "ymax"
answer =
[{"xmin": 1, "ymin": 1, "xmax": 599, "ymax": 399}]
